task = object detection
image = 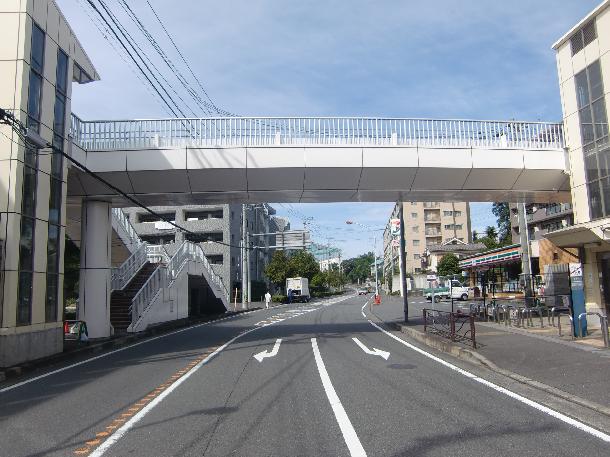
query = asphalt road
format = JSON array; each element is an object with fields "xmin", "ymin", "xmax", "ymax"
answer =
[{"xmin": 1, "ymin": 294, "xmax": 609, "ymax": 456}]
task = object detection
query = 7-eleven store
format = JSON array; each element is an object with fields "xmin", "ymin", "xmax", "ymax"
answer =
[{"xmin": 459, "ymin": 244, "xmax": 525, "ymax": 297}]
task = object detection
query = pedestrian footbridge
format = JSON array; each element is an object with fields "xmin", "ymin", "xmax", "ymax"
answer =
[{"xmin": 67, "ymin": 116, "xmax": 570, "ymax": 205}]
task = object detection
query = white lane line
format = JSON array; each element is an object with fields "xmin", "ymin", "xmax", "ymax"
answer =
[
  {"xmin": 0, "ymin": 309, "xmax": 263, "ymax": 394},
  {"xmin": 253, "ymin": 338, "xmax": 282, "ymax": 362},
  {"xmin": 311, "ymin": 338, "xmax": 367, "ymax": 457},
  {"xmin": 368, "ymin": 320, "xmax": 610, "ymax": 443},
  {"xmin": 89, "ymin": 294, "xmax": 355, "ymax": 456}
]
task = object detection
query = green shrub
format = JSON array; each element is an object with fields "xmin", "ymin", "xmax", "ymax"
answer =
[{"xmin": 272, "ymin": 294, "xmax": 287, "ymax": 303}]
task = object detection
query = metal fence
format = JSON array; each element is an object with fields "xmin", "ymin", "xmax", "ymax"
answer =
[
  {"xmin": 423, "ymin": 308, "xmax": 477, "ymax": 348},
  {"xmin": 70, "ymin": 114, "xmax": 564, "ymax": 151}
]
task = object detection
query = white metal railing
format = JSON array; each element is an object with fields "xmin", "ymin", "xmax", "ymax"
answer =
[
  {"xmin": 70, "ymin": 115, "xmax": 564, "ymax": 151},
  {"xmin": 110, "ymin": 208, "xmax": 145, "ymax": 290},
  {"xmin": 129, "ymin": 241, "xmax": 229, "ymax": 328},
  {"xmin": 111, "ymin": 242, "xmax": 148, "ymax": 291},
  {"xmin": 111, "ymin": 208, "xmax": 142, "ymax": 250}
]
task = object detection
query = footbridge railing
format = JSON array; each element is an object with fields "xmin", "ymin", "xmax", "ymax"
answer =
[{"xmin": 71, "ymin": 115, "xmax": 564, "ymax": 151}]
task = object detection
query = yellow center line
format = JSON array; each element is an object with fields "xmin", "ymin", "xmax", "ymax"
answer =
[{"xmin": 72, "ymin": 347, "xmax": 218, "ymax": 456}]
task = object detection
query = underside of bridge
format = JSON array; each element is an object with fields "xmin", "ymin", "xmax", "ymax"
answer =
[{"xmin": 66, "ymin": 144, "xmax": 571, "ymax": 206}]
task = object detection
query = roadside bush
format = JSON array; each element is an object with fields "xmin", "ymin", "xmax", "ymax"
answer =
[{"xmin": 272, "ymin": 294, "xmax": 287, "ymax": 303}]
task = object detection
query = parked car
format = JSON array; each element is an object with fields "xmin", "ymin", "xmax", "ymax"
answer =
[
  {"xmin": 357, "ymin": 288, "xmax": 368, "ymax": 295},
  {"xmin": 425, "ymin": 280, "xmax": 471, "ymax": 302}
]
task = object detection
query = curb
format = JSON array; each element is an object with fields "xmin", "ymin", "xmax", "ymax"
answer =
[
  {"xmin": 0, "ymin": 309, "xmax": 258, "ymax": 385},
  {"xmin": 389, "ymin": 322, "xmax": 610, "ymax": 419}
]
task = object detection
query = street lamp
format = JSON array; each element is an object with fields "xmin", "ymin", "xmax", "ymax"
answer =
[{"xmin": 346, "ymin": 220, "xmax": 383, "ymax": 297}]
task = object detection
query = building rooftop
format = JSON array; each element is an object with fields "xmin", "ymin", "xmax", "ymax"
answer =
[{"xmin": 552, "ymin": 0, "xmax": 610, "ymax": 50}]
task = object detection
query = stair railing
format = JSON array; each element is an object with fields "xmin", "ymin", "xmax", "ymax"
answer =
[
  {"xmin": 111, "ymin": 242, "xmax": 148, "ymax": 291},
  {"xmin": 129, "ymin": 241, "xmax": 229, "ymax": 327},
  {"xmin": 111, "ymin": 208, "xmax": 142, "ymax": 252}
]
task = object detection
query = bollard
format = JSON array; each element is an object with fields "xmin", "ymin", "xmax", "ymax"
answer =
[
  {"xmin": 601, "ymin": 316, "xmax": 609, "ymax": 348},
  {"xmin": 557, "ymin": 312, "xmax": 562, "ymax": 337},
  {"xmin": 578, "ymin": 312, "xmax": 587, "ymax": 338}
]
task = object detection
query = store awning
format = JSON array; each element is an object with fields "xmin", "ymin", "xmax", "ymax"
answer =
[{"xmin": 459, "ymin": 244, "xmax": 521, "ymax": 269}]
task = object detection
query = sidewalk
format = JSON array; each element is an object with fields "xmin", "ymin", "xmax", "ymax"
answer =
[{"xmin": 369, "ymin": 293, "xmax": 610, "ymax": 411}]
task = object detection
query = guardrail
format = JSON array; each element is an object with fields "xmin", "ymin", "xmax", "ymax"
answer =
[
  {"xmin": 129, "ymin": 241, "xmax": 229, "ymax": 328},
  {"xmin": 423, "ymin": 308, "xmax": 476, "ymax": 348},
  {"xmin": 70, "ymin": 114, "xmax": 564, "ymax": 151}
]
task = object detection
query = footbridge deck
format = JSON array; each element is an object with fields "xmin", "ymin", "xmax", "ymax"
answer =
[{"xmin": 67, "ymin": 116, "xmax": 569, "ymax": 205}]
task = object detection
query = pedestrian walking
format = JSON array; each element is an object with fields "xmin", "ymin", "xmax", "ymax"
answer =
[
  {"xmin": 264, "ymin": 291, "xmax": 272, "ymax": 309},
  {"xmin": 288, "ymin": 288, "xmax": 293, "ymax": 304}
]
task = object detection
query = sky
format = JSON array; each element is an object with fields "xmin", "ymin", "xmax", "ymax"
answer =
[{"xmin": 58, "ymin": 0, "xmax": 600, "ymax": 258}]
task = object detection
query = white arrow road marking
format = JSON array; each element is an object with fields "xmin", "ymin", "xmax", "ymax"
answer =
[
  {"xmin": 253, "ymin": 338, "xmax": 282, "ymax": 362},
  {"xmin": 352, "ymin": 337, "xmax": 390, "ymax": 360}
]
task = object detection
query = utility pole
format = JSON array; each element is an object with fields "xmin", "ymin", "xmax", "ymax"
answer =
[
  {"xmin": 241, "ymin": 204, "xmax": 248, "ymax": 309},
  {"xmin": 373, "ymin": 234, "xmax": 379, "ymax": 296},
  {"xmin": 398, "ymin": 202, "xmax": 409, "ymax": 322}
]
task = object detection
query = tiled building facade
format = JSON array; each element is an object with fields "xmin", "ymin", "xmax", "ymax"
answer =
[{"xmin": 0, "ymin": 0, "xmax": 98, "ymax": 367}]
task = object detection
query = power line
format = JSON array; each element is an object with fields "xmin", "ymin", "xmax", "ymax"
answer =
[
  {"xmin": 83, "ymin": 0, "xmax": 186, "ymax": 118},
  {"xmin": 74, "ymin": 0, "xmax": 174, "ymax": 117},
  {"xmin": 145, "ymin": 0, "xmax": 234, "ymax": 117}
]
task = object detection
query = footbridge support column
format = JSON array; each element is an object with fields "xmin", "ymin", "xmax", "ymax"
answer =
[{"xmin": 78, "ymin": 200, "xmax": 112, "ymax": 338}]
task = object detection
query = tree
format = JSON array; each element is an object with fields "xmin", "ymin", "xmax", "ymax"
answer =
[
  {"xmin": 265, "ymin": 251, "xmax": 290, "ymax": 288},
  {"xmin": 477, "ymin": 236, "xmax": 499, "ymax": 250},
  {"xmin": 342, "ymin": 252, "xmax": 374, "ymax": 284},
  {"xmin": 484, "ymin": 225, "xmax": 498, "ymax": 241},
  {"xmin": 492, "ymin": 202, "xmax": 512, "ymax": 245},
  {"xmin": 287, "ymin": 250, "xmax": 320, "ymax": 280},
  {"xmin": 437, "ymin": 253, "xmax": 461, "ymax": 277}
]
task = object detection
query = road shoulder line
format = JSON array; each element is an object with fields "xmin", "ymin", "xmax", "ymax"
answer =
[{"xmin": 368, "ymin": 319, "xmax": 610, "ymax": 443}]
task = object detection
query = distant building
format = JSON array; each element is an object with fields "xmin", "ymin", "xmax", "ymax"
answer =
[
  {"xmin": 383, "ymin": 202, "xmax": 472, "ymax": 276},
  {"xmin": 309, "ymin": 243, "xmax": 342, "ymax": 271}
]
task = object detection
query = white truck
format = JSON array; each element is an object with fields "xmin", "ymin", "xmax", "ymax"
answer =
[
  {"xmin": 286, "ymin": 277, "xmax": 311, "ymax": 303},
  {"xmin": 425, "ymin": 279, "xmax": 471, "ymax": 302}
]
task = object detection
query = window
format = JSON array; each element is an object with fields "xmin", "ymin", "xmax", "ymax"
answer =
[
  {"xmin": 455, "ymin": 224, "xmax": 463, "ymax": 231},
  {"xmin": 411, "ymin": 226, "xmax": 419, "ymax": 233},
  {"xmin": 141, "ymin": 234, "xmax": 175, "ymax": 245},
  {"xmin": 443, "ymin": 211, "xmax": 452, "ymax": 217},
  {"xmin": 570, "ymin": 20, "xmax": 596, "ymax": 55},
  {"xmin": 185, "ymin": 209, "xmax": 223, "ymax": 220},
  {"xmin": 412, "ymin": 239, "xmax": 420, "ymax": 246},
  {"xmin": 18, "ymin": 23, "xmax": 46, "ymax": 325},
  {"xmin": 414, "ymin": 254, "xmax": 421, "ymax": 260},
  {"xmin": 411, "ymin": 212, "xmax": 417, "ymax": 219},
  {"xmin": 139, "ymin": 212, "xmax": 176, "ymax": 223},
  {"xmin": 185, "ymin": 232, "xmax": 223, "ymax": 243},
  {"xmin": 454, "ymin": 211, "xmax": 462, "ymax": 217},
  {"xmin": 575, "ymin": 60, "xmax": 610, "ymax": 219},
  {"xmin": 208, "ymin": 255, "xmax": 223, "ymax": 265},
  {"xmin": 444, "ymin": 224, "xmax": 454, "ymax": 230},
  {"xmin": 45, "ymin": 48, "xmax": 70, "ymax": 322}
]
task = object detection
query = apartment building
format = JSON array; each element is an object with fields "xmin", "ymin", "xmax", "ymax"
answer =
[
  {"xmin": 546, "ymin": 1, "xmax": 610, "ymax": 316},
  {"xmin": 384, "ymin": 202, "xmax": 472, "ymax": 275},
  {"xmin": 0, "ymin": 0, "xmax": 99, "ymax": 367}
]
